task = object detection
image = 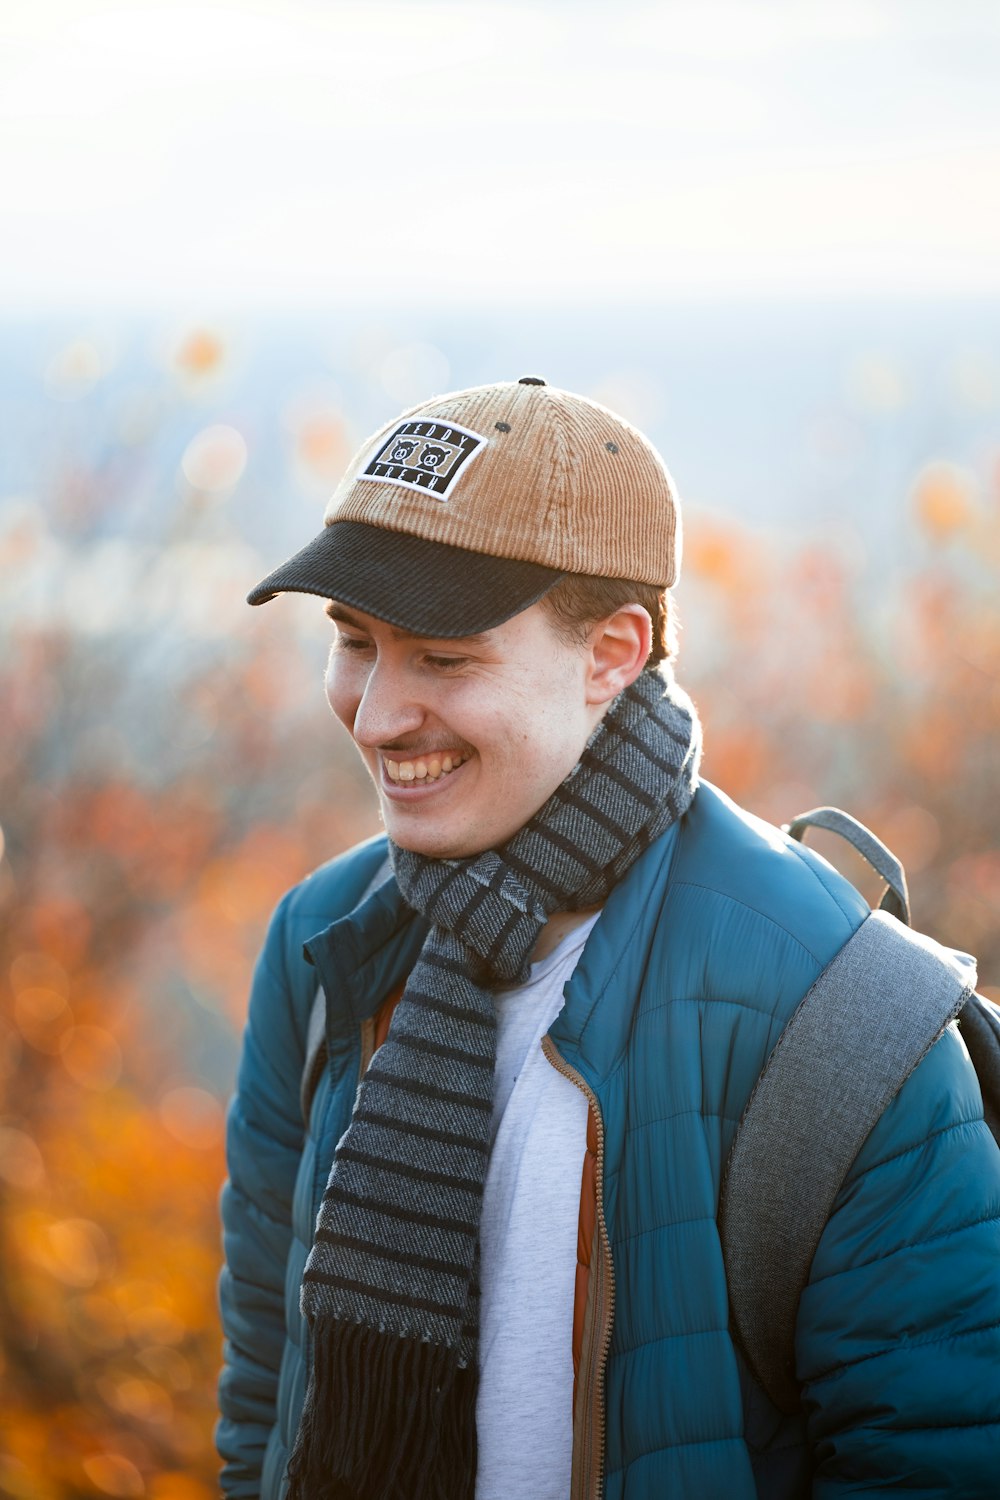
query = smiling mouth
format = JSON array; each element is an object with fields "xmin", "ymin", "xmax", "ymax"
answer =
[{"xmin": 382, "ymin": 752, "xmax": 470, "ymax": 785}]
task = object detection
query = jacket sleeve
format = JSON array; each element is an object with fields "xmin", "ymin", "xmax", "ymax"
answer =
[
  {"xmin": 216, "ymin": 888, "xmax": 311, "ymax": 1498},
  {"xmin": 797, "ymin": 1022, "xmax": 1000, "ymax": 1497}
]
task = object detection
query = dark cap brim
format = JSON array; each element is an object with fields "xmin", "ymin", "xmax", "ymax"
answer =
[{"xmin": 246, "ymin": 521, "xmax": 566, "ymax": 637}]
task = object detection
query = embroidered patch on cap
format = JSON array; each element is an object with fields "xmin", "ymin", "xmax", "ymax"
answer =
[{"xmin": 362, "ymin": 419, "xmax": 488, "ymax": 499}]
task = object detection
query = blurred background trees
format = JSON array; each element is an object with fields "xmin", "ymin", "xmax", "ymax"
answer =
[
  {"xmin": 1, "ymin": 314, "xmax": 997, "ymax": 1497},
  {"xmin": 4, "ymin": 1, "xmax": 999, "ymax": 1491}
]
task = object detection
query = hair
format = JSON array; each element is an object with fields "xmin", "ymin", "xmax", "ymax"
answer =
[{"xmin": 539, "ymin": 574, "xmax": 677, "ymax": 668}]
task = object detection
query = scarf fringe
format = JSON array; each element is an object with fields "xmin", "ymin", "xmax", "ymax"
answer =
[{"xmin": 285, "ymin": 1321, "xmax": 478, "ymax": 1500}]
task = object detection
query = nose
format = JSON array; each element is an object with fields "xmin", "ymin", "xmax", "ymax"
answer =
[{"xmin": 348, "ymin": 655, "xmax": 425, "ymax": 749}]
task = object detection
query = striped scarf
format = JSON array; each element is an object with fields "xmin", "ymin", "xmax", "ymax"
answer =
[{"xmin": 287, "ymin": 669, "xmax": 702, "ymax": 1500}]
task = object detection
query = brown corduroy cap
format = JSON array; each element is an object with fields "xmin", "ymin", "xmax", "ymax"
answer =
[{"xmin": 247, "ymin": 377, "xmax": 681, "ymax": 636}]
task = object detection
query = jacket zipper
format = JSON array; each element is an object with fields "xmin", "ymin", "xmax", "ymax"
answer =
[{"xmin": 541, "ymin": 1033, "xmax": 615, "ymax": 1500}]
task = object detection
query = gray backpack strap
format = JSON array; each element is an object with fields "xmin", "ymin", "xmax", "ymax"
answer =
[
  {"xmin": 299, "ymin": 856, "xmax": 393, "ymax": 1126},
  {"xmin": 720, "ymin": 909, "xmax": 976, "ymax": 1413},
  {"xmin": 300, "ymin": 985, "xmax": 329, "ymax": 1125},
  {"xmin": 785, "ymin": 806, "xmax": 911, "ymax": 925}
]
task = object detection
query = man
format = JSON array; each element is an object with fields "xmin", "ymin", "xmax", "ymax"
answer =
[{"xmin": 218, "ymin": 378, "xmax": 1000, "ymax": 1499}]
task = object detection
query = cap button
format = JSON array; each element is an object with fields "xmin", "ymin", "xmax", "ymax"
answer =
[{"xmin": 518, "ymin": 375, "xmax": 546, "ymax": 386}]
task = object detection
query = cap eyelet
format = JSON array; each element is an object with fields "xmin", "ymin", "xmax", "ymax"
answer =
[
  {"xmin": 495, "ymin": 421, "xmax": 511, "ymax": 432},
  {"xmin": 605, "ymin": 441, "xmax": 619, "ymax": 454}
]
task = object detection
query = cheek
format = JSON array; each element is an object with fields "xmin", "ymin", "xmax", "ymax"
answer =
[
  {"xmin": 525, "ymin": 685, "xmax": 595, "ymax": 782},
  {"xmin": 324, "ymin": 652, "xmax": 361, "ymax": 730}
]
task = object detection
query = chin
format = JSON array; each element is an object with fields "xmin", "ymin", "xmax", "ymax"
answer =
[
  {"xmin": 385, "ymin": 819, "xmax": 488, "ymax": 862},
  {"xmin": 384, "ymin": 821, "xmax": 457, "ymax": 859}
]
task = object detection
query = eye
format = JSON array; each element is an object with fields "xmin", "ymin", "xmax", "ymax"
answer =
[
  {"xmin": 331, "ymin": 629, "xmax": 372, "ymax": 654},
  {"xmin": 423, "ymin": 653, "xmax": 468, "ymax": 672}
]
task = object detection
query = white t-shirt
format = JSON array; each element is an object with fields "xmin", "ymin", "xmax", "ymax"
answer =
[{"xmin": 475, "ymin": 914, "xmax": 599, "ymax": 1500}]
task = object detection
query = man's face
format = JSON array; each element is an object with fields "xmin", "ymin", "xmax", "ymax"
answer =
[{"xmin": 324, "ymin": 599, "xmax": 605, "ymax": 859}]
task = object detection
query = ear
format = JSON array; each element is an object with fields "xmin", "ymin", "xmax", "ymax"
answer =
[{"xmin": 584, "ymin": 604, "xmax": 652, "ymax": 708}]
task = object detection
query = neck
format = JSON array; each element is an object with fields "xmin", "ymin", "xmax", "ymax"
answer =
[{"xmin": 530, "ymin": 906, "xmax": 602, "ymax": 964}]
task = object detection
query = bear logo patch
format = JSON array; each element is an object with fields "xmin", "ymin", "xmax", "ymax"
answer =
[{"xmin": 361, "ymin": 419, "xmax": 489, "ymax": 500}]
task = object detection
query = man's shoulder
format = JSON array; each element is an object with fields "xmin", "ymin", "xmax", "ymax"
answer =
[{"xmin": 667, "ymin": 779, "xmax": 869, "ymax": 968}]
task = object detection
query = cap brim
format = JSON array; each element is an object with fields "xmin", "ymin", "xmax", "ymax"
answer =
[{"xmin": 247, "ymin": 521, "xmax": 565, "ymax": 637}]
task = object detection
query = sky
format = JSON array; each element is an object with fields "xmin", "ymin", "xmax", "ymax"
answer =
[{"xmin": 1, "ymin": 0, "xmax": 999, "ymax": 310}]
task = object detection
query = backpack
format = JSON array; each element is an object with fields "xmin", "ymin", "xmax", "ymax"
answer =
[{"xmin": 719, "ymin": 806, "xmax": 1000, "ymax": 1414}]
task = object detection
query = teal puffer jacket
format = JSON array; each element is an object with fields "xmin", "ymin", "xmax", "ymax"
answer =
[{"xmin": 217, "ymin": 782, "xmax": 1000, "ymax": 1498}]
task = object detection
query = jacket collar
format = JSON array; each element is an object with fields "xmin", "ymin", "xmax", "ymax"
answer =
[
  {"xmin": 304, "ymin": 818, "xmax": 682, "ymax": 1064},
  {"xmin": 304, "ymin": 855, "xmax": 427, "ymax": 1037},
  {"xmin": 547, "ymin": 822, "xmax": 682, "ymax": 1086}
]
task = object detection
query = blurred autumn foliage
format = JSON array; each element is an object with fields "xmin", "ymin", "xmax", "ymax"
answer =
[{"xmin": 1, "ymin": 326, "xmax": 997, "ymax": 1498}]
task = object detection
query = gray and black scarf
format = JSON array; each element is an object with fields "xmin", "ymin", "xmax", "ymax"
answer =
[{"xmin": 286, "ymin": 668, "xmax": 702, "ymax": 1500}]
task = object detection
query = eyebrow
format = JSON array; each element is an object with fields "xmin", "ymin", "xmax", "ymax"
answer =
[{"xmin": 325, "ymin": 602, "xmax": 492, "ymax": 647}]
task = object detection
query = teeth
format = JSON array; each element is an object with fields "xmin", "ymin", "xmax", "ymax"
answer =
[{"xmin": 384, "ymin": 753, "xmax": 466, "ymax": 784}]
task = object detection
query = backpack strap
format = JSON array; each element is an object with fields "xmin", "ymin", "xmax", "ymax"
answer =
[
  {"xmin": 958, "ymin": 994, "xmax": 1000, "ymax": 1143},
  {"xmin": 785, "ymin": 806, "xmax": 911, "ymax": 925},
  {"xmin": 719, "ymin": 909, "xmax": 976, "ymax": 1414},
  {"xmin": 299, "ymin": 856, "xmax": 393, "ymax": 1127},
  {"xmin": 300, "ymin": 984, "xmax": 330, "ymax": 1126}
]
